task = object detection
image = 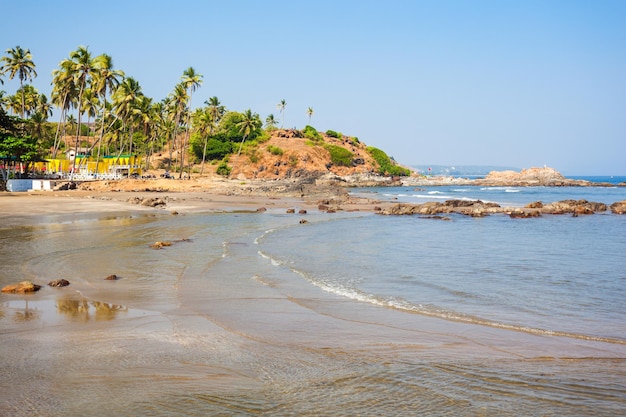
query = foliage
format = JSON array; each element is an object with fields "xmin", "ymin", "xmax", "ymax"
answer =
[
  {"xmin": 248, "ymin": 149, "xmax": 260, "ymax": 163},
  {"xmin": 326, "ymin": 130, "xmax": 340, "ymax": 138},
  {"xmin": 266, "ymin": 145, "xmax": 283, "ymax": 156},
  {"xmin": 216, "ymin": 160, "xmax": 231, "ymax": 176},
  {"xmin": 190, "ymin": 133, "xmax": 233, "ymax": 161},
  {"xmin": 367, "ymin": 146, "xmax": 410, "ymax": 176},
  {"xmin": 219, "ymin": 111, "xmax": 263, "ymax": 143},
  {"xmin": 289, "ymin": 154, "xmax": 299, "ymax": 167},
  {"xmin": 324, "ymin": 144, "xmax": 353, "ymax": 167},
  {"xmin": 303, "ymin": 125, "xmax": 322, "ymax": 141},
  {"xmin": 0, "ymin": 135, "xmax": 42, "ymax": 168}
]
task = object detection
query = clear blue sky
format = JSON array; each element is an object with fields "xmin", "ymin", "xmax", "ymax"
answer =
[{"xmin": 3, "ymin": 0, "xmax": 625, "ymax": 175}]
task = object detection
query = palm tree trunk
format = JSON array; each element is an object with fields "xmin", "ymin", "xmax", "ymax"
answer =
[{"xmin": 70, "ymin": 81, "xmax": 86, "ymax": 180}]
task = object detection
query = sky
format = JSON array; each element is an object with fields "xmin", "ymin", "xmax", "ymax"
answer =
[{"xmin": 2, "ymin": 0, "xmax": 625, "ymax": 175}]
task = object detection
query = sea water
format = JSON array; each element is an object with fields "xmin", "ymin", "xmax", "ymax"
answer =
[{"xmin": 1, "ymin": 182, "xmax": 625, "ymax": 416}]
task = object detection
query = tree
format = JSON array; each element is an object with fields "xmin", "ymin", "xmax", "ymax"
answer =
[
  {"xmin": 236, "ymin": 109, "xmax": 261, "ymax": 156},
  {"xmin": 164, "ymin": 83, "xmax": 188, "ymax": 171},
  {"xmin": 51, "ymin": 57, "xmax": 78, "ymax": 157},
  {"xmin": 91, "ymin": 53, "xmax": 124, "ymax": 170},
  {"xmin": 112, "ymin": 76, "xmax": 143, "ymax": 157},
  {"xmin": 0, "ymin": 108, "xmax": 40, "ymax": 179},
  {"xmin": 265, "ymin": 113, "xmax": 278, "ymax": 130},
  {"xmin": 67, "ymin": 46, "xmax": 95, "ymax": 178},
  {"xmin": 0, "ymin": 46, "xmax": 37, "ymax": 119},
  {"xmin": 178, "ymin": 67, "xmax": 202, "ymax": 178},
  {"xmin": 307, "ymin": 107, "xmax": 314, "ymax": 124},
  {"xmin": 277, "ymin": 99, "xmax": 286, "ymax": 128},
  {"xmin": 191, "ymin": 108, "xmax": 213, "ymax": 174}
]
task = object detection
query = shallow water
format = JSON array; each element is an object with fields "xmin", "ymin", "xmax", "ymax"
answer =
[{"xmin": 1, "ymin": 191, "xmax": 625, "ymax": 416}]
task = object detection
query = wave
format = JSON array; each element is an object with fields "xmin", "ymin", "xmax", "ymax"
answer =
[
  {"xmin": 480, "ymin": 187, "xmax": 522, "ymax": 192},
  {"xmin": 262, "ymin": 256, "xmax": 626, "ymax": 346}
]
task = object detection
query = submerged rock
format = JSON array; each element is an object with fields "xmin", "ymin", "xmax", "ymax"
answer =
[
  {"xmin": 2, "ymin": 281, "xmax": 42, "ymax": 293},
  {"xmin": 104, "ymin": 274, "xmax": 119, "ymax": 280},
  {"xmin": 150, "ymin": 241, "xmax": 172, "ymax": 249},
  {"xmin": 48, "ymin": 279, "xmax": 70, "ymax": 287}
]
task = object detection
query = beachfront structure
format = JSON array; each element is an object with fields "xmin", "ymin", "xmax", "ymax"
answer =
[{"xmin": 34, "ymin": 154, "xmax": 143, "ymax": 180}]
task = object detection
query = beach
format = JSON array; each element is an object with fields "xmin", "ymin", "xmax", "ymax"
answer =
[{"xmin": 1, "ymin": 181, "xmax": 625, "ymax": 416}]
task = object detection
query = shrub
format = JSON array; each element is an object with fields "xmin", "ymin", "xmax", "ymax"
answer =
[
  {"xmin": 248, "ymin": 149, "xmax": 260, "ymax": 163},
  {"xmin": 367, "ymin": 146, "xmax": 410, "ymax": 176},
  {"xmin": 303, "ymin": 125, "xmax": 322, "ymax": 141},
  {"xmin": 289, "ymin": 154, "xmax": 299, "ymax": 167},
  {"xmin": 324, "ymin": 144, "xmax": 353, "ymax": 167},
  {"xmin": 267, "ymin": 145, "xmax": 284, "ymax": 156},
  {"xmin": 326, "ymin": 130, "xmax": 340, "ymax": 138},
  {"xmin": 216, "ymin": 161, "xmax": 231, "ymax": 176}
]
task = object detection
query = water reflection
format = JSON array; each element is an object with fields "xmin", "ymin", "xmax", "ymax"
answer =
[
  {"xmin": 12, "ymin": 299, "xmax": 40, "ymax": 322},
  {"xmin": 56, "ymin": 297, "xmax": 128, "ymax": 321},
  {"xmin": 0, "ymin": 296, "xmax": 129, "ymax": 324}
]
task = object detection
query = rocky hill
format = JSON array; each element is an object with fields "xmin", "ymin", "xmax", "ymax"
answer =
[{"xmin": 224, "ymin": 129, "xmax": 394, "ymax": 181}]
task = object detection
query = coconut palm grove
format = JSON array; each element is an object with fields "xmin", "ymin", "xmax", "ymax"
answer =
[{"xmin": 0, "ymin": 45, "xmax": 409, "ymax": 182}]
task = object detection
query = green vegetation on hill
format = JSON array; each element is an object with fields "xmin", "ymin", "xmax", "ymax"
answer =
[{"xmin": 367, "ymin": 146, "xmax": 410, "ymax": 176}]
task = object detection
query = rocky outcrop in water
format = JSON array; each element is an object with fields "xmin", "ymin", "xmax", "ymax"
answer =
[
  {"xmin": 541, "ymin": 200, "xmax": 607, "ymax": 215},
  {"xmin": 377, "ymin": 198, "xmax": 613, "ymax": 218},
  {"xmin": 1, "ymin": 281, "xmax": 42, "ymax": 293},
  {"xmin": 610, "ymin": 200, "xmax": 626, "ymax": 214}
]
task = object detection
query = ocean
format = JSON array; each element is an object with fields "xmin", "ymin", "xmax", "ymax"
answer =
[{"xmin": 1, "ymin": 178, "xmax": 625, "ymax": 416}]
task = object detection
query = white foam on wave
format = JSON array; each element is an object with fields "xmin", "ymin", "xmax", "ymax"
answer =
[
  {"xmin": 288, "ymin": 265, "xmax": 626, "ymax": 345},
  {"xmin": 411, "ymin": 194, "xmax": 454, "ymax": 200}
]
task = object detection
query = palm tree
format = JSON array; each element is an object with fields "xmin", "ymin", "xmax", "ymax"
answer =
[
  {"xmin": 0, "ymin": 46, "xmax": 37, "ymax": 119},
  {"xmin": 112, "ymin": 77, "xmax": 143, "ymax": 157},
  {"xmin": 179, "ymin": 67, "xmax": 203, "ymax": 178},
  {"xmin": 307, "ymin": 107, "xmax": 314, "ymax": 124},
  {"xmin": 205, "ymin": 96, "xmax": 225, "ymax": 126},
  {"xmin": 165, "ymin": 83, "xmax": 188, "ymax": 171},
  {"xmin": 67, "ymin": 46, "xmax": 95, "ymax": 178},
  {"xmin": 91, "ymin": 53, "xmax": 124, "ymax": 171},
  {"xmin": 277, "ymin": 99, "xmax": 286, "ymax": 128},
  {"xmin": 51, "ymin": 58, "xmax": 77, "ymax": 157},
  {"xmin": 265, "ymin": 113, "xmax": 278, "ymax": 130},
  {"xmin": 192, "ymin": 108, "xmax": 213, "ymax": 174},
  {"xmin": 236, "ymin": 109, "xmax": 260, "ymax": 156}
]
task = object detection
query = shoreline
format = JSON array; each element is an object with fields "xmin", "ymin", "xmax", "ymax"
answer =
[{"xmin": 1, "ymin": 175, "xmax": 626, "ymax": 222}]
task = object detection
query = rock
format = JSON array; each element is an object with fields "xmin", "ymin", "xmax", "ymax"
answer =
[
  {"xmin": 53, "ymin": 181, "xmax": 77, "ymax": 191},
  {"xmin": 150, "ymin": 241, "xmax": 172, "ymax": 249},
  {"xmin": 299, "ymin": 219, "xmax": 308, "ymax": 224},
  {"xmin": 525, "ymin": 201, "xmax": 544, "ymax": 209},
  {"xmin": 48, "ymin": 279, "xmax": 70, "ymax": 287},
  {"xmin": 509, "ymin": 209, "xmax": 541, "ymax": 218},
  {"xmin": 256, "ymin": 207, "xmax": 267, "ymax": 212},
  {"xmin": 542, "ymin": 199, "xmax": 607, "ymax": 215},
  {"xmin": 141, "ymin": 197, "xmax": 167, "ymax": 207},
  {"xmin": 286, "ymin": 208, "xmax": 295, "ymax": 213},
  {"xmin": 298, "ymin": 209, "xmax": 307, "ymax": 214},
  {"xmin": 2, "ymin": 281, "xmax": 42, "ymax": 293},
  {"xmin": 610, "ymin": 200, "xmax": 626, "ymax": 214},
  {"xmin": 128, "ymin": 197, "xmax": 167, "ymax": 207},
  {"xmin": 104, "ymin": 274, "xmax": 119, "ymax": 280}
]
